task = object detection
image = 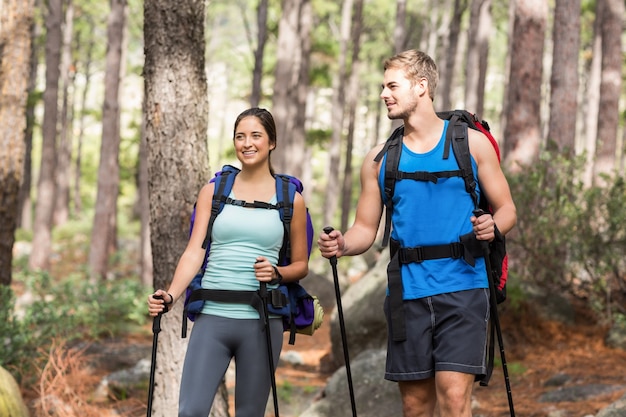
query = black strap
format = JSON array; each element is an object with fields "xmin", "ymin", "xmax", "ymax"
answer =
[
  {"xmin": 387, "ymin": 244, "xmax": 406, "ymax": 342},
  {"xmin": 202, "ymin": 171, "xmax": 234, "ymax": 250},
  {"xmin": 277, "ymin": 175, "xmax": 292, "ymax": 263},
  {"xmin": 182, "ymin": 289, "xmax": 289, "ymax": 338},
  {"xmin": 377, "ymin": 126, "xmax": 404, "ymax": 248}
]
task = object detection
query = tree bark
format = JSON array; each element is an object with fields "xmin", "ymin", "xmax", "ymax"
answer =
[
  {"xmin": 250, "ymin": 0, "xmax": 268, "ymax": 107},
  {"xmin": 0, "ymin": 0, "xmax": 34, "ymax": 285},
  {"xmin": 144, "ymin": 0, "xmax": 224, "ymax": 414},
  {"xmin": 439, "ymin": 0, "xmax": 465, "ymax": 111},
  {"xmin": 340, "ymin": 0, "xmax": 364, "ymax": 233},
  {"xmin": 546, "ymin": 0, "xmax": 581, "ymax": 155},
  {"xmin": 464, "ymin": 0, "xmax": 491, "ymax": 116},
  {"xmin": 54, "ymin": 0, "xmax": 74, "ymax": 226},
  {"xmin": 592, "ymin": 0, "xmax": 624, "ymax": 179},
  {"xmin": 88, "ymin": 0, "xmax": 127, "ymax": 281},
  {"xmin": 29, "ymin": 0, "xmax": 63, "ymax": 271},
  {"xmin": 502, "ymin": 0, "xmax": 547, "ymax": 170},
  {"xmin": 271, "ymin": 0, "xmax": 311, "ymax": 180},
  {"xmin": 323, "ymin": 0, "xmax": 352, "ymax": 228}
]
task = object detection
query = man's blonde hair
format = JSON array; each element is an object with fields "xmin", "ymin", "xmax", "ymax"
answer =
[{"xmin": 383, "ymin": 50, "xmax": 439, "ymax": 101}]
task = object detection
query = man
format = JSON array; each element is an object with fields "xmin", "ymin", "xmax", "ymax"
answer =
[{"xmin": 318, "ymin": 49, "xmax": 517, "ymax": 417}]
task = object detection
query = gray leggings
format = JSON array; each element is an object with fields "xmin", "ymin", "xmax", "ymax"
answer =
[{"xmin": 178, "ymin": 313, "xmax": 283, "ymax": 417}]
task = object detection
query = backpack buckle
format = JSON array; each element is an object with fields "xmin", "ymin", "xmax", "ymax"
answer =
[
  {"xmin": 399, "ymin": 246, "xmax": 424, "ymax": 264},
  {"xmin": 450, "ymin": 242, "xmax": 463, "ymax": 259}
]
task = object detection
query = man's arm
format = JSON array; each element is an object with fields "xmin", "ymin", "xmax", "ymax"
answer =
[
  {"xmin": 319, "ymin": 144, "xmax": 385, "ymax": 258},
  {"xmin": 469, "ymin": 129, "xmax": 517, "ymax": 239}
]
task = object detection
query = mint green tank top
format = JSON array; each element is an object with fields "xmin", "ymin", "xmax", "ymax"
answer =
[{"xmin": 200, "ymin": 192, "xmax": 284, "ymax": 319}]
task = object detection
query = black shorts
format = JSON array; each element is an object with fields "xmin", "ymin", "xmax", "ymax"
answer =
[{"xmin": 384, "ymin": 288, "xmax": 490, "ymax": 381}]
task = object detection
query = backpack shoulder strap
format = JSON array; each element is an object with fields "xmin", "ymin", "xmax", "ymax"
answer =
[
  {"xmin": 274, "ymin": 174, "xmax": 298, "ymax": 263},
  {"xmin": 201, "ymin": 165, "xmax": 240, "ymax": 250},
  {"xmin": 448, "ymin": 119, "xmax": 480, "ymax": 209},
  {"xmin": 374, "ymin": 125, "xmax": 404, "ymax": 248}
]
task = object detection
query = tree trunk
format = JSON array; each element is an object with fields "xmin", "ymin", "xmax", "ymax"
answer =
[
  {"xmin": 502, "ymin": 0, "xmax": 547, "ymax": 170},
  {"xmin": 0, "ymin": 0, "xmax": 34, "ymax": 285},
  {"xmin": 88, "ymin": 0, "xmax": 126, "ymax": 281},
  {"xmin": 323, "ymin": 0, "xmax": 352, "ymax": 229},
  {"xmin": 250, "ymin": 0, "xmax": 268, "ymax": 108},
  {"xmin": 17, "ymin": 3, "xmax": 40, "ymax": 232},
  {"xmin": 139, "ymin": 98, "xmax": 153, "ymax": 288},
  {"xmin": 438, "ymin": 0, "xmax": 465, "ymax": 111},
  {"xmin": 29, "ymin": 0, "xmax": 63, "ymax": 271},
  {"xmin": 143, "ymin": 0, "xmax": 221, "ymax": 414},
  {"xmin": 340, "ymin": 0, "xmax": 364, "ymax": 233},
  {"xmin": 271, "ymin": 0, "xmax": 311, "ymax": 179},
  {"xmin": 393, "ymin": 0, "xmax": 407, "ymax": 53},
  {"xmin": 592, "ymin": 0, "xmax": 624, "ymax": 180},
  {"xmin": 54, "ymin": 0, "xmax": 74, "ymax": 226},
  {"xmin": 464, "ymin": 0, "xmax": 491, "ymax": 116},
  {"xmin": 73, "ymin": 24, "xmax": 94, "ymax": 216},
  {"xmin": 546, "ymin": 0, "xmax": 581, "ymax": 155},
  {"xmin": 582, "ymin": 1, "xmax": 602, "ymax": 186}
]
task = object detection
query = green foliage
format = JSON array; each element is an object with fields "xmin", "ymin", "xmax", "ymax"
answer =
[
  {"xmin": 508, "ymin": 151, "xmax": 626, "ymax": 322},
  {"xmin": 1, "ymin": 272, "xmax": 150, "ymax": 381}
]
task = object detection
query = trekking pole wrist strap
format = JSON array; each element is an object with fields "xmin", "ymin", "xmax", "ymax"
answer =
[
  {"xmin": 164, "ymin": 293, "xmax": 174, "ymax": 305},
  {"xmin": 269, "ymin": 266, "xmax": 283, "ymax": 285}
]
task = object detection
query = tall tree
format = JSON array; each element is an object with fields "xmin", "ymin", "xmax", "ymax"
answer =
[
  {"xmin": 29, "ymin": 0, "xmax": 63, "ymax": 270},
  {"xmin": 250, "ymin": 0, "xmax": 269, "ymax": 107},
  {"xmin": 271, "ymin": 0, "xmax": 312, "ymax": 180},
  {"xmin": 393, "ymin": 0, "xmax": 407, "ymax": 53},
  {"xmin": 144, "ymin": 0, "xmax": 230, "ymax": 415},
  {"xmin": 17, "ymin": 0, "xmax": 40, "ymax": 231},
  {"xmin": 53, "ymin": 0, "xmax": 74, "ymax": 226},
  {"xmin": 88, "ymin": 0, "xmax": 127, "ymax": 280},
  {"xmin": 464, "ymin": 0, "xmax": 491, "ymax": 116},
  {"xmin": 592, "ymin": 0, "xmax": 624, "ymax": 179},
  {"xmin": 323, "ymin": 0, "xmax": 353, "ymax": 228},
  {"xmin": 438, "ymin": 0, "xmax": 465, "ymax": 111},
  {"xmin": 0, "ymin": 0, "xmax": 35, "ymax": 285},
  {"xmin": 502, "ymin": 0, "xmax": 547, "ymax": 170},
  {"xmin": 340, "ymin": 0, "xmax": 364, "ymax": 233},
  {"xmin": 546, "ymin": 0, "xmax": 581, "ymax": 155}
]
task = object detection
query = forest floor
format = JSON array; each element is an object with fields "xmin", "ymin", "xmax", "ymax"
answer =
[{"xmin": 19, "ymin": 299, "xmax": 626, "ymax": 417}]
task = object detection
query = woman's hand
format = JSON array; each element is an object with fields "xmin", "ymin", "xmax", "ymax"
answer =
[
  {"xmin": 254, "ymin": 257, "xmax": 280, "ymax": 283},
  {"xmin": 147, "ymin": 289, "xmax": 174, "ymax": 317}
]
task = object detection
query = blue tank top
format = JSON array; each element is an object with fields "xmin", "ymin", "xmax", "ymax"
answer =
[
  {"xmin": 201, "ymin": 192, "xmax": 284, "ymax": 319},
  {"xmin": 378, "ymin": 120, "xmax": 488, "ymax": 299}
]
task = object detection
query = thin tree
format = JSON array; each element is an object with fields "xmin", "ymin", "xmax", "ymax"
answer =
[
  {"xmin": 88, "ymin": 0, "xmax": 126, "ymax": 281},
  {"xmin": 592, "ymin": 0, "xmax": 624, "ymax": 180},
  {"xmin": 438, "ymin": 0, "xmax": 466, "ymax": 111},
  {"xmin": 464, "ymin": 0, "xmax": 491, "ymax": 116},
  {"xmin": 0, "ymin": 0, "xmax": 35, "ymax": 285},
  {"xmin": 17, "ymin": 0, "xmax": 40, "ymax": 231},
  {"xmin": 546, "ymin": 0, "xmax": 581, "ymax": 156},
  {"xmin": 502, "ymin": 0, "xmax": 547, "ymax": 170},
  {"xmin": 250, "ymin": 0, "xmax": 269, "ymax": 107},
  {"xmin": 143, "ymin": 0, "xmax": 230, "ymax": 414},
  {"xmin": 393, "ymin": 0, "xmax": 407, "ymax": 53},
  {"xmin": 54, "ymin": 0, "xmax": 74, "ymax": 226},
  {"xmin": 29, "ymin": 0, "xmax": 63, "ymax": 271},
  {"xmin": 323, "ymin": 0, "xmax": 353, "ymax": 229},
  {"xmin": 340, "ymin": 0, "xmax": 364, "ymax": 233},
  {"xmin": 271, "ymin": 0, "xmax": 312, "ymax": 180}
]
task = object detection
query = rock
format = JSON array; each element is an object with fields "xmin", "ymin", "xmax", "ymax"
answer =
[
  {"xmin": 0, "ymin": 366, "xmax": 29, "ymax": 417},
  {"xmin": 596, "ymin": 392, "xmax": 626, "ymax": 417}
]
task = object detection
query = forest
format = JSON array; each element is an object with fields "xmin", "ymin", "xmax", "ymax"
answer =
[{"xmin": 1, "ymin": 0, "xmax": 625, "ymax": 416}]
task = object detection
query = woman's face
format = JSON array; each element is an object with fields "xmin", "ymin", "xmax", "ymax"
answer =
[{"xmin": 234, "ymin": 116, "xmax": 275, "ymax": 166}]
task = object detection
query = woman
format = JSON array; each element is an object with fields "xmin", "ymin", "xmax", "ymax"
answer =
[{"xmin": 148, "ymin": 107, "xmax": 309, "ymax": 417}]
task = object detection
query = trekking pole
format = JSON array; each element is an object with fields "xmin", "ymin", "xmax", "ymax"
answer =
[
  {"xmin": 323, "ymin": 227, "xmax": 358, "ymax": 417},
  {"xmin": 473, "ymin": 210, "xmax": 516, "ymax": 417},
  {"xmin": 259, "ymin": 280, "xmax": 280, "ymax": 417},
  {"xmin": 147, "ymin": 295, "xmax": 166, "ymax": 417}
]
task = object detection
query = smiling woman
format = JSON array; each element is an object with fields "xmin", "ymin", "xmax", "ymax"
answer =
[{"xmin": 148, "ymin": 107, "xmax": 310, "ymax": 417}]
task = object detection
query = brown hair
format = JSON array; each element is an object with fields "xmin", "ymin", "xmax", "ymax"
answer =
[{"xmin": 383, "ymin": 50, "xmax": 439, "ymax": 101}]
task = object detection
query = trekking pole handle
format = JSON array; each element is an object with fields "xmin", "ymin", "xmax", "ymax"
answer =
[
  {"xmin": 322, "ymin": 226, "xmax": 338, "ymax": 266},
  {"xmin": 472, "ymin": 209, "xmax": 491, "ymax": 252},
  {"xmin": 152, "ymin": 294, "xmax": 165, "ymax": 334}
]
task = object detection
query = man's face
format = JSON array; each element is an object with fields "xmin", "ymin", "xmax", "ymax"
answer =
[{"xmin": 380, "ymin": 67, "xmax": 419, "ymax": 120}]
